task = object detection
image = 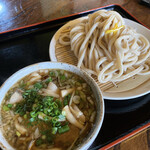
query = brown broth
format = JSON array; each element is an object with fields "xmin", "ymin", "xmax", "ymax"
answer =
[{"xmin": 1, "ymin": 69, "xmax": 97, "ymax": 150}]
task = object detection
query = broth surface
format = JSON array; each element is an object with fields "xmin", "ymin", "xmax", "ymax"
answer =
[{"xmin": 1, "ymin": 69, "xmax": 96, "ymax": 150}]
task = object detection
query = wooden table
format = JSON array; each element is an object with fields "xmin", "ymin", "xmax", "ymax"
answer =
[
  {"xmin": 100, "ymin": 123, "xmax": 150, "ymax": 150},
  {"xmin": 0, "ymin": 0, "xmax": 150, "ymax": 150},
  {"xmin": 0, "ymin": 0, "xmax": 150, "ymax": 32}
]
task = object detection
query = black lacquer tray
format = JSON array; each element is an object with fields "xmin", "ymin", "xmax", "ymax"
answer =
[{"xmin": 0, "ymin": 4, "xmax": 150, "ymax": 150}]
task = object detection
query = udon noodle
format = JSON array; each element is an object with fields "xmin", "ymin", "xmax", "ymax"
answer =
[{"xmin": 59, "ymin": 10, "xmax": 150, "ymax": 83}]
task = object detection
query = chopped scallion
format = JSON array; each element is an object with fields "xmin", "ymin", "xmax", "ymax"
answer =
[
  {"xmin": 53, "ymin": 102, "xmax": 58, "ymax": 108},
  {"xmin": 50, "ymin": 71, "xmax": 55, "ymax": 77},
  {"xmin": 34, "ymin": 82, "xmax": 43, "ymax": 90},
  {"xmin": 30, "ymin": 118, "xmax": 35, "ymax": 122},
  {"xmin": 44, "ymin": 116, "xmax": 50, "ymax": 121},
  {"xmin": 55, "ymin": 99, "xmax": 62, "ymax": 108},
  {"xmin": 58, "ymin": 125, "xmax": 70, "ymax": 134},
  {"xmin": 24, "ymin": 114, "xmax": 27, "ymax": 119},
  {"xmin": 52, "ymin": 127, "xmax": 57, "ymax": 134},
  {"xmin": 51, "ymin": 117, "xmax": 58, "ymax": 124},
  {"xmin": 63, "ymin": 94, "xmax": 71, "ymax": 106},
  {"xmin": 16, "ymin": 131, "xmax": 21, "ymax": 137},
  {"xmin": 54, "ymin": 109, "xmax": 61, "ymax": 116},
  {"xmin": 7, "ymin": 104, "xmax": 13, "ymax": 108},
  {"xmin": 60, "ymin": 75, "xmax": 66, "ymax": 81},
  {"xmin": 3, "ymin": 105, "xmax": 9, "ymax": 111},
  {"xmin": 58, "ymin": 114, "xmax": 66, "ymax": 121},
  {"xmin": 45, "ymin": 77, "xmax": 52, "ymax": 83},
  {"xmin": 55, "ymin": 122, "xmax": 61, "ymax": 127},
  {"xmin": 62, "ymin": 111, "xmax": 66, "ymax": 116},
  {"xmin": 41, "ymin": 135, "xmax": 46, "ymax": 140}
]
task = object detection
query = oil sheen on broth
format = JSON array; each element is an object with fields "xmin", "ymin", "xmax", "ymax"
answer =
[{"xmin": 1, "ymin": 69, "xmax": 97, "ymax": 150}]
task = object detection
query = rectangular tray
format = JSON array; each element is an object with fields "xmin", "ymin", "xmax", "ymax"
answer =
[{"xmin": 0, "ymin": 4, "xmax": 150, "ymax": 150}]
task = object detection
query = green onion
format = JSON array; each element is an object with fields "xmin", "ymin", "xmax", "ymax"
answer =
[
  {"xmin": 60, "ymin": 75, "xmax": 66, "ymax": 81},
  {"xmin": 16, "ymin": 131, "xmax": 21, "ymax": 137},
  {"xmin": 63, "ymin": 98, "xmax": 68, "ymax": 106},
  {"xmin": 47, "ymin": 108, "xmax": 52, "ymax": 113},
  {"xmin": 34, "ymin": 82, "xmax": 43, "ymax": 90},
  {"xmin": 23, "ymin": 90, "xmax": 31, "ymax": 97},
  {"xmin": 52, "ymin": 102, "xmax": 58, "ymax": 109},
  {"xmin": 44, "ymin": 116, "xmax": 50, "ymax": 121},
  {"xmin": 58, "ymin": 125, "xmax": 70, "ymax": 134},
  {"xmin": 63, "ymin": 94, "xmax": 71, "ymax": 106},
  {"xmin": 30, "ymin": 118, "xmax": 35, "ymax": 122},
  {"xmin": 43, "ymin": 96, "xmax": 53, "ymax": 106},
  {"xmin": 3, "ymin": 105, "xmax": 9, "ymax": 111},
  {"xmin": 58, "ymin": 114, "xmax": 66, "ymax": 121},
  {"xmin": 24, "ymin": 114, "xmax": 27, "ymax": 119},
  {"xmin": 15, "ymin": 103, "xmax": 26, "ymax": 116},
  {"xmin": 51, "ymin": 117, "xmax": 58, "ymax": 124},
  {"xmin": 50, "ymin": 71, "xmax": 55, "ymax": 77},
  {"xmin": 55, "ymin": 99, "xmax": 62, "ymax": 108},
  {"xmin": 7, "ymin": 104, "xmax": 13, "ymax": 108},
  {"xmin": 54, "ymin": 109, "xmax": 61, "ymax": 116},
  {"xmin": 55, "ymin": 122, "xmax": 61, "ymax": 127},
  {"xmin": 45, "ymin": 77, "xmax": 52, "ymax": 83},
  {"xmin": 41, "ymin": 135, "xmax": 46, "ymax": 140},
  {"xmin": 52, "ymin": 127, "xmax": 57, "ymax": 134},
  {"xmin": 49, "ymin": 113, "xmax": 55, "ymax": 117},
  {"xmin": 62, "ymin": 111, "xmax": 66, "ymax": 116},
  {"xmin": 44, "ymin": 108, "xmax": 49, "ymax": 115},
  {"xmin": 30, "ymin": 111, "xmax": 36, "ymax": 117}
]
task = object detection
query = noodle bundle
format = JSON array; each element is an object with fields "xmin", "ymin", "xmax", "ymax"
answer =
[{"xmin": 59, "ymin": 10, "xmax": 150, "ymax": 83}]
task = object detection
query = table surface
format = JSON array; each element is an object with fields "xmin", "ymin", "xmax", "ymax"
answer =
[
  {"xmin": 0, "ymin": 0, "xmax": 150, "ymax": 150},
  {"xmin": 108, "ymin": 127, "xmax": 150, "ymax": 150},
  {"xmin": 101, "ymin": 123, "xmax": 150, "ymax": 150}
]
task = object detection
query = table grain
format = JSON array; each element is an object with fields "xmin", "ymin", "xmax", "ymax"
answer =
[
  {"xmin": 0, "ymin": 0, "xmax": 150, "ymax": 150},
  {"xmin": 107, "ymin": 126, "xmax": 150, "ymax": 150},
  {"xmin": 0, "ymin": 0, "xmax": 150, "ymax": 33}
]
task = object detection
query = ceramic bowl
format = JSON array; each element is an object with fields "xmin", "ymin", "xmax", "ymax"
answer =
[{"xmin": 0, "ymin": 61, "xmax": 104, "ymax": 150}]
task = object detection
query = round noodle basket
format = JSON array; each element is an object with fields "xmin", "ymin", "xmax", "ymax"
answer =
[
  {"xmin": 0, "ymin": 62, "xmax": 104, "ymax": 150},
  {"xmin": 49, "ymin": 16, "xmax": 150, "ymax": 100}
]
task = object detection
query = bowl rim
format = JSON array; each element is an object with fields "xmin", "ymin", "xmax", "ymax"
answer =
[{"xmin": 0, "ymin": 61, "xmax": 104, "ymax": 150}]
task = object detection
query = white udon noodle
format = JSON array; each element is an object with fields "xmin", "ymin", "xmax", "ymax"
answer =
[{"xmin": 58, "ymin": 10, "xmax": 150, "ymax": 83}]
